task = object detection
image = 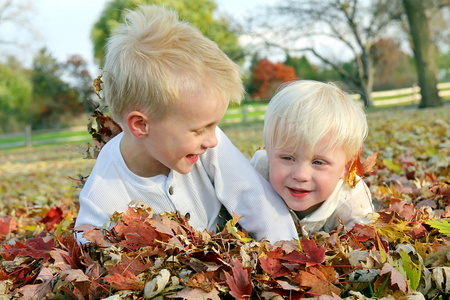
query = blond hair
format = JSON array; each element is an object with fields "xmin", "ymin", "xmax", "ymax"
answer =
[
  {"xmin": 102, "ymin": 5, "xmax": 244, "ymax": 123},
  {"xmin": 263, "ymin": 80, "xmax": 368, "ymax": 161}
]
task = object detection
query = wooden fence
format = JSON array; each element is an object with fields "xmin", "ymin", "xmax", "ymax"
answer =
[
  {"xmin": 0, "ymin": 126, "xmax": 89, "ymax": 150},
  {"xmin": 221, "ymin": 82, "xmax": 450, "ymax": 124}
]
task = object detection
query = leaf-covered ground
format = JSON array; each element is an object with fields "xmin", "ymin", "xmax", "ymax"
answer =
[{"xmin": 0, "ymin": 105, "xmax": 449, "ymax": 299}]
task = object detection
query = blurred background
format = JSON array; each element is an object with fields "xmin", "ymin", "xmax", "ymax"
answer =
[{"xmin": 0, "ymin": 0, "xmax": 449, "ymax": 134}]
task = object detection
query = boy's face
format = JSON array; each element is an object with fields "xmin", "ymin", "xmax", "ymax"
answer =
[
  {"xmin": 142, "ymin": 91, "xmax": 228, "ymax": 176},
  {"xmin": 268, "ymin": 135, "xmax": 347, "ymax": 218}
]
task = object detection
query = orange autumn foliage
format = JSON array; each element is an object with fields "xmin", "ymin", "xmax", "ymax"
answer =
[{"xmin": 252, "ymin": 58, "xmax": 298, "ymax": 98}]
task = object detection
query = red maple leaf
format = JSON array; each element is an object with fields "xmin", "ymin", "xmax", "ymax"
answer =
[
  {"xmin": 224, "ymin": 259, "xmax": 252, "ymax": 299},
  {"xmin": 283, "ymin": 239, "xmax": 325, "ymax": 266},
  {"xmin": 39, "ymin": 206, "xmax": 64, "ymax": 231},
  {"xmin": 259, "ymin": 247, "xmax": 289, "ymax": 278},
  {"xmin": 116, "ymin": 222, "xmax": 162, "ymax": 250},
  {"xmin": 2, "ymin": 236, "xmax": 54, "ymax": 262}
]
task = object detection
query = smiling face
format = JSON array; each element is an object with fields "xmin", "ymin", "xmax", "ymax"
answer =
[
  {"xmin": 268, "ymin": 134, "xmax": 348, "ymax": 219},
  {"xmin": 137, "ymin": 91, "xmax": 228, "ymax": 176}
]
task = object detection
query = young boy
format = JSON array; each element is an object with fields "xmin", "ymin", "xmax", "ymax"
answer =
[
  {"xmin": 75, "ymin": 5, "xmax": 298, "ymax": 243},
  {"xmin": 251, "ymin": 80, "xmax": 374, "ymax": 236}
]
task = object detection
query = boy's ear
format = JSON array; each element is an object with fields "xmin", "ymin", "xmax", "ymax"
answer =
[{"xmin": 126, "ymin": 111, "xmax": 148, "ymax": 138}]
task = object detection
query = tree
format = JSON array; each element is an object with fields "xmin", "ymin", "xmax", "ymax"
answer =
[
  {"xmin": 91, "ymin": 0, "xmax": 243, "ymax": 66},
  {"xmin": 252, "ymin": 58, "xmax": 298, "ymax": 99},
  {"xmin": 63, "ymin": 55, "xmax": 95, "ymax": 112},
  {"xmin": 371, "ymin": 38, "xmax": 416, "ymax": 90},
  {"xmin": 245, "ymin": 0, "xmax": 404, "ymax": 107},
  {"xmin": 31, "ymin": 49, "xmax": 85, "ymax": 129},
  {"xmin": 402, "ymin": 0, "xmax": 443, "ymax": 108},
  {"xmin": 284, "ymin": 55, "xmax": 319, "ymax": 80},
  {"xmin": 0, "ymin": 59, "xmax": 32, "ymax": 133}
]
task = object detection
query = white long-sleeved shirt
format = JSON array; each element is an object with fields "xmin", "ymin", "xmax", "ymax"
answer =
[
  {"xmin": 75, "ymin": 128, "xmax": 298, "ymax": 243},
  {"xmin": 250, "ymin": 149, "xmax": 374, "ymax": 236}
]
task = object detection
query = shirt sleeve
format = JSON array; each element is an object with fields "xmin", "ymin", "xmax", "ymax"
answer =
[
  {"xmin": 250, "ymin": 149, "xmax": 270, "ymax": 181},
  {"xmin": 201, "ymin": 127, "xmax": 298, "ymax": 243}
]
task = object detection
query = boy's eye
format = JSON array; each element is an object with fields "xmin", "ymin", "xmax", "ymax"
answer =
[
  {"xmin": 194, "ymin": 128, "xmax": 206, "ymax": 135},
  {"xmin": 312, "ymin": 160, "xmax": 325, "ymax": 165},
  {"xmin": 281, "ymin": 156, "xmax": 294, "ymax": 161}
]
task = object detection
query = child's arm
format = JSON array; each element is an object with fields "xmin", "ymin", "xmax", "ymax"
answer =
[{"xmin": 202, "ymin": 127, "xmax": 298, "ymax": 243}]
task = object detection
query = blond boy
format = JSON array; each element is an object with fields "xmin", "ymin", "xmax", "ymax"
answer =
[{"xmin": 251, "ymin": 80, "xmax": 373, "ymax": 235}]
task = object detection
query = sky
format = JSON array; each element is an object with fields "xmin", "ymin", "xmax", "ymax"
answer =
[{"xmin": 1, "ymin": 0, "xmax": 277, "ymax": 76}]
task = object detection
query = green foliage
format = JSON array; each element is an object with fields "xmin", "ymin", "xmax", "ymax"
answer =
[
  {"xmin": 284, "ymin": 55, "xmax": 319, "ymax": 80},
  {"xmin": 0, "ymin": 62, "xmax": 32, "ymax": 133},
  {"xmin": 91, "ymin": 0, "xmax": 243, "ymax": 66},
  {"xmin": 427, "ymin": 219, "xmax": 450, "ymax": 236},
  {"xmin": 31, "ymin": 48, "xmax": 85, "ymax": 130}
]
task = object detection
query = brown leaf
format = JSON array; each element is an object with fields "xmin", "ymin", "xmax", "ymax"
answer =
[
  {"xmin": 168, "ymin": 287, "xmax": 221, "ymax": 300},
  {"xmin": 90, "ymin": 74, "xmax": 103, "ymax": 99},
  {"xmin": 188, "ymin": 273, "xmax": 214, "ymax": 292},
  {"xmin": 16, "ymin": 268, "xmax": 53, "ymax": 300}
]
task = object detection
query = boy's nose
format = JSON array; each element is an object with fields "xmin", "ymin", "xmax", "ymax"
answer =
[
  {"xmin": 201, "ymin": 130, "xmax": 218, "ymax": 149},
  {"xmin": 291, "ymin": 164, "xmax": 311, "ymax": 182}
]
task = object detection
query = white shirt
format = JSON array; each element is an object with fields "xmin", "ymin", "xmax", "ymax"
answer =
[
  {"xmin": 75, "ymin": 128, "xmax": 298, "ymax": 243},
  {"xmin": 250, "ymin": 149, "xmax": 374, "ymax": 235}
]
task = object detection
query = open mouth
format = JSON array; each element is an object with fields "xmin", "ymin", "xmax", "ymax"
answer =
[
  {"xmin": 186, "ymin": 154, "xmax": 199, "ymax": 163},
  {"xmin": 288, "ymin": 187, "xmax": 310, "ymax": 198}
]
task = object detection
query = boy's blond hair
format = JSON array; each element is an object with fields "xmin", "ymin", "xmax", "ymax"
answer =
[
  {"xmin": 103, "ymin": 5, "xmax": 244, "ymax": 123},
  {"xmin": 263, "ymin": 80, "xmax": 368, "ymax": 161}
]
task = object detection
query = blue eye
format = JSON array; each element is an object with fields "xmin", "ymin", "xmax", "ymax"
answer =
[
  {"xmin": 281, "ymin": 156, "xmax": 294, "ymax": 161},
  {"xmin": 313, "ymin": 160, "xmax": 324, "ymax": 165}
]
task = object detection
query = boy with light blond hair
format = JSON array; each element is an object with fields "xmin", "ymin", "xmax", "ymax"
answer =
[
  {"xmin": 75, "ymin": 5, "xmax": 298, "ymax": 243},
  {"xmin": 251, "ymin": 80, "xmax": 374, "ymax": 236}
]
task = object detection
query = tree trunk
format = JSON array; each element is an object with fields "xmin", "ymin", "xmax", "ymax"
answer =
[
  {"xmin": 402, "ymin": 0, "xmax": 442, "ymax": 108},
  {"xmin": 356, "ymin": 52, "xmax": 374, "ymax": 108}
]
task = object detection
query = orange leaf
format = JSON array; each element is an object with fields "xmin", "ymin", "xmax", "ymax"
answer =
[
  {"xmin": 346, "ymin": 149, "xmax": 378, "ymax": 188},
  {"xmin": 291, "ymin": 269, "xmax": 341, "ymax": 296},
  {"xmin": 105, "ymin": 269, "xmax": 143, "ymax": 291}
]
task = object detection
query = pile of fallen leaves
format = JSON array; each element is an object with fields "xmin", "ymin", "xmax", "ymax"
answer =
[{"xmin": 1, "ymin": 103, "xmax": 449, "ymax": 299}]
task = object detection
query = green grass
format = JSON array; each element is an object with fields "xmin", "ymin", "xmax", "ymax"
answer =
[
  {"xmin": 0, "ymin": 130, "xmax": 90, "ymax": 144},
  {"xmin": 0, "ymin": 129, "xmax": 92, "ymax": 150}
]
